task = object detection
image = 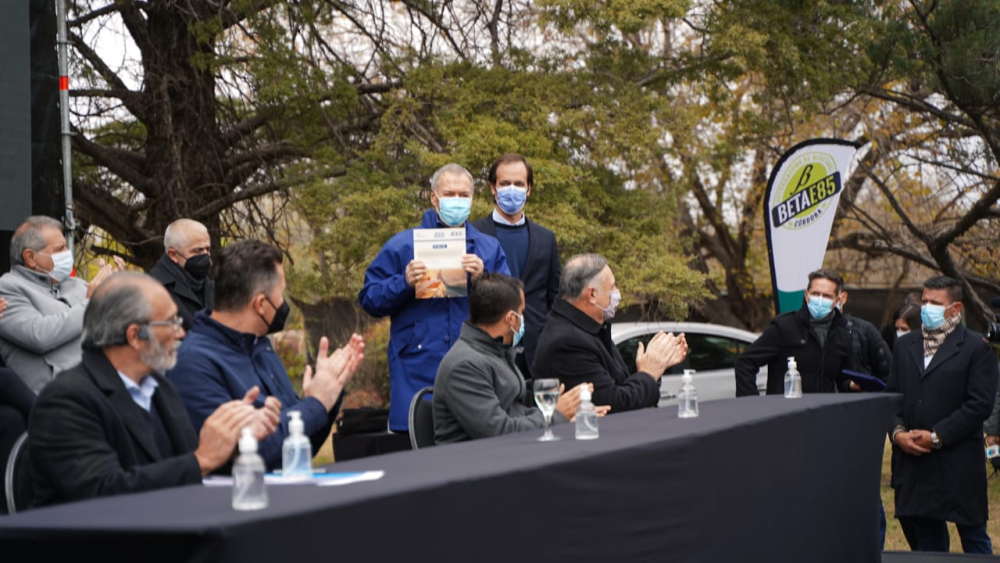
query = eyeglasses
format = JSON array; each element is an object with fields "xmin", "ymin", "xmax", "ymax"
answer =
[{"xmin": 144, "ymin": 315, "xmax": 184, "ymax": 332}]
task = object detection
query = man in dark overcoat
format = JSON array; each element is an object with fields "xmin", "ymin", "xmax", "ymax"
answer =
[{"xmin": 887, "ymin": 275, "xmax": 998, "ymax": 553}]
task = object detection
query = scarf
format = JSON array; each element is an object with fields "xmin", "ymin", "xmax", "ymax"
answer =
[{"xmin": 921, "ymin": 313, "xmax": 961, "ymax": 358}]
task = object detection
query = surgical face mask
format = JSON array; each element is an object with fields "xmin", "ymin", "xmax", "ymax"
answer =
[
  {"xmin": 509, "ymin": 310, "xmax": 525, "ymax": 347},
  {"xmin": 896, "ymin": 329, "xmax": 909, "ymax": 339},
  {"xmin": 921, "ymin": 304, "xmax": 948, "ymax": 330},
  {"xmin": 261, "ymin": 296, "xmax": 290, "ymax": 335},
  {"xmin": 595, "ymin": 287, "xmax": 621, "ymax": 321},
  {"xmin": 40, "ymin": 250, "xmax": 74, "ymax": 282},
  {"xmin": 807, "ymin": 296, "xmax": 834, "ymax": 320},
  {"xmin": 183, "ymin": 253, "xmax": 211, "ymax": 280},
  {"xmin": 437, "ymin": 197, "xmax": 472, "ymax": 226},
  {"xmin": 496, "ymin": 187, "xmax": 528, "ymax": 215}
]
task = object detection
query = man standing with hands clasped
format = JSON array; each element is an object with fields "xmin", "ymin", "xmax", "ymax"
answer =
[{"xmin": 887, "ymin": 276, "xmax": 998, "ymax": 554}]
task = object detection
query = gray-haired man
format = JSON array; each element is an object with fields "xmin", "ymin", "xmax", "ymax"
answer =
[
  {"xmin": 533, "ymin": 254, "xmax": 687, "ymax": 413},
  {"xmin": 149, "ymin": 219, "xmax": 214, "ymax": 331},
  {"xmin": 0, "ymin": 216, "xmax": 117, "ymax": 392},
  {"xmin": 29, "ymin": 272, "xmax": 279, "ymax": 507},
  {"xmin": 359, "ymin": 164, "xmax": 510, "ymax": 431}
]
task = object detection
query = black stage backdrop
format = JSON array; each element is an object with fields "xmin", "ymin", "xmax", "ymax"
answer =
[{"xmin": 0, "ymin": 0, "xmax": 62, "ymax": 273}]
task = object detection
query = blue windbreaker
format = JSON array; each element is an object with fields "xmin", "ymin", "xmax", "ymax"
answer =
[{"xmin": 359, "ymin": 209, "xmax": 509, "ymax": 430}]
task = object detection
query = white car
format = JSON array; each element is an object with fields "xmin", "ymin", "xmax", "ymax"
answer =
[{"xmin": 610, "ymin": 322, "xmax": 767, "ymax": 407}]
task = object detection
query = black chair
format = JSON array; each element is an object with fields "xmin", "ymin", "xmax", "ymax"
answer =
[
  {"xmin": 4, "ymin": 432, "xmax": 32, "ymax": 514},
  {"xmin": 408, "ymin": 387, "xmax": 435, "ymax": 450}
]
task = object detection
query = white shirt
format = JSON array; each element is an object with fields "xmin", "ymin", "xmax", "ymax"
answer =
[
  {"xmin": 117, "ymin": 371, "xmax": 159, "ymax": 412},
  {"xmin": 491, "ymin": 208, "xmax": 526, "ymax": 227}
]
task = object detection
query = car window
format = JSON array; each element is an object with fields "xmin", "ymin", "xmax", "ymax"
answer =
[{"xmin": 616, "ymin": 332, "xmax": 749, "ymax": 375}]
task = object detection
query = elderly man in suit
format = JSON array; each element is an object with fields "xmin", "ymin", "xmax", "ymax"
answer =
[
  {"xmin": 0, "ymin": 216, "xmax": 118, "ymax": 392},
  {"xmin": 472, "ymin": 154, "xmax": 561, "ymax": 380},
  {"xmin": 149, "ymin": 219, "xmax": 214, "ymax": 331},
  {"xmin": 533, "ymin": 254, "xmax": 687, "ymax": 413},
  {"xmin": 29, "ymin": 272, "xmax": 279, "ymax": 507},
  {"xmin": 887, "ymin": 276, "xmax": 998, "ymax": 553}
]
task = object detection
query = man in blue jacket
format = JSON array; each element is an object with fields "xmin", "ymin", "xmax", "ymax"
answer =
[
  {"xmin": 359, "ymin": 163, "xmax": 509, "ymax": 432},
  {"xmin": 168, "ymin": 240, "xmax": 364, "ymax": 470}
]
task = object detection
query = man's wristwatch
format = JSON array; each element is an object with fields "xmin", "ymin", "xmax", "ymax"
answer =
[{"xmin": 930, "ymin": 432, "xmax": 942, "ymax": 450}]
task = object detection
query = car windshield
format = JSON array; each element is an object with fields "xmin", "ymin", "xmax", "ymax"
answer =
[{"xmin": 616, "ymin": 333, "xmax": 749, "ymax": 374}]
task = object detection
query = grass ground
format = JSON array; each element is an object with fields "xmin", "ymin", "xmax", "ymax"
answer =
[{"xmin": 881, "ymin": 439, "xmax": 1000, "ymax": 554}]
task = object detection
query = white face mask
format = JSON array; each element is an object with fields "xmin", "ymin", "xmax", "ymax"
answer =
[
  {"xmin": 896, "ymin": 329, "xmax": 908, "ymax": 339},
  {"xmin": 39, "ymin": 250, "xmax": 74, "ymax": 282}
]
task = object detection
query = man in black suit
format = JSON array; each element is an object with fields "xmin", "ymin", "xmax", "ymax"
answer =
[
  {"xmin": 29, "ymin": 272, "xmax": 279, "ymax": 507},
  {"xmin": 887, "ymin": 276, "xmax": 998, "ymax": 553},
  {"xmin": 149, "ymin": 219, "xmax": 214, "ymax": 331},
  {"xmin": 533, "ymin": 254, "xmax": 687, "ymax": 413},
  {"xmin": 472, "ymin": 154, "xmax": 561, "ymax": 379}
]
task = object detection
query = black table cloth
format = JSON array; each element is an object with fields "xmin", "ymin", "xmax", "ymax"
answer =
[{"xmin": 0, "ymin": 394, "xmax": 897, "ymax": 563}]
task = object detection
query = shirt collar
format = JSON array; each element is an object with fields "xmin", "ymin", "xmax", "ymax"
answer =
[
  {"xmin": 117, "ymin": 371, "xmax": 159, "ymax": 412},
  {"xmin": 492, "ymin": 208, "xmax": 527, "ymax": 227}
]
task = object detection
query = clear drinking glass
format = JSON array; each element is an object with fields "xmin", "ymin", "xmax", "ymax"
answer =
[{"xmin": 533, "ymin": 378, "xmax": 561, "ymax": 442}]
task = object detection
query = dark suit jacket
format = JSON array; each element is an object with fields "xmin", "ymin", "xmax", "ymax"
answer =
[
  {"xmin": 533, "ymin": 300, "xmax": 659, "ymax": 412},
  {"xmin": 149, "ymin": 254, "xmax": 215, "ymax": 332},
  {"xmin": 471, "ymin": 216, "xmax": 561, "ymax": 373},
  {"xmin": 886, "ymin": 327, "xmax": 998, "ymax": 525},
  {"xmin": 29, "ymin": 349, "xmax": 202, "ymax": 507}
]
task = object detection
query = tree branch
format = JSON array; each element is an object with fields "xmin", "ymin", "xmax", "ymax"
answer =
[{"xmin": 191, "ymin": 166, "xmax": 347, "ymax": 220}]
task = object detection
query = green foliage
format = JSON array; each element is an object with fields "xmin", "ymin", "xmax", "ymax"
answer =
[{"xmin": 289, "ymin": 58, "xmax": 708, "ymax": 313}]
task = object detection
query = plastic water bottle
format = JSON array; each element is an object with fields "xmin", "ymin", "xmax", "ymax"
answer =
[
  {"xmin": 233, "ymin": 427, "xmax": 267, "ymax": 511},
  {"xmin": 678, "ymin": 370, "xmax": 699, "ymax": 418},
  {"xmin": 282, "ymin": 411, "xmax": 312, "ymax": 480},
  {"xmin": 575, "ymin": 386, "xmax": 599, "ymax": 440},
  {"xmin": 784, "ymin": 356, "xmax": 802, "ymax": 398}
]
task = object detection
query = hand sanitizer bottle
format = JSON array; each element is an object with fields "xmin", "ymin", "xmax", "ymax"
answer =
[
  {"xmin": 678, "ymin": 370, "xmax": 699, "ymax": 418},
  {"xmin": 233, "ymin": 427, "xmax": 267, "ymax": 511},
  {"xmin": 784, "ymin": 356, "xmax": 802, "ymax": 398},
  {"xmin": 282, "ymin": 411, "xmax": 312, "ymax": 480},
  {"xmin": 575, "ymin": 386, "xmax": 599, "ymax": 440}
]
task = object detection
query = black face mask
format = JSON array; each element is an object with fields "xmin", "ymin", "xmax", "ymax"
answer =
[
  {"xmin": 261, "ymin": 296, "xmax": 290, "ymax": 335},
  {"xmin": 184, "ymin": 253, "xmax": 212, "ymax": 280}
]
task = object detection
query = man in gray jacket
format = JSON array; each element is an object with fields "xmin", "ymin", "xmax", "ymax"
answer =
[
  {"xmin": 433, "ymin": 272, "xmax": 603, "ymax": 443},
  {"xmin": 0, "ymin": 216, "xmax": 115, "ymax": 392}
]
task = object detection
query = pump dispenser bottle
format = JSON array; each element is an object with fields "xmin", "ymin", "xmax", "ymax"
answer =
[
  {"xmin": 233, "ymin": 427, "xmax": 267, "ymax": 511},
  {"xmin": 784, "ymin": 357, "xmax": 802, "ymax": 398},
  {"xmin": 282, "ymin": 410, "xmax": 312, "ymax": 480}
]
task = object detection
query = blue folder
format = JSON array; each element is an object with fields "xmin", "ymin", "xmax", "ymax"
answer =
[{"xmin": 842, "ymin": 369, "xmax": 886, "ymax": 392}]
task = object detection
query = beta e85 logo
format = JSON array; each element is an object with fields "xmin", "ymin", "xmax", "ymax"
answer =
[{"xmin": 770, "ymin": 152, "xmax": 842, "ymax": 230}]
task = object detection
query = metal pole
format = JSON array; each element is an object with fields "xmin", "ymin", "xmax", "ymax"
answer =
[{"xmin": 55, "ymin": 0, "xmax": 75, "ymax": 255}]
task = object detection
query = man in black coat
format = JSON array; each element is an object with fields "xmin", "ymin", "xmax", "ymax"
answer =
[
  {"xmin": 29, "ymin": 273, "xmax": 278, "ymax": 507},
  {"xmin": 472, "ymin": 154, "xmax": 561, "ymax": 380},
  {"xmin": 735, "ymin": 269, "xmax": 852, "ymax": 396},
  {"xmin": 838, "ymin": 290, "xmax": 892, "ymax": 381},
  {"xmin": 887, "ymin": 276, "xmax": 998, "ymax": 553},
  {"xmin": 532, "ymin": 254, "xmax": 687, "ymax": 413},
  {"xmin": 149, "ymin": 219, "xmax": 214, "ymax": 331}
]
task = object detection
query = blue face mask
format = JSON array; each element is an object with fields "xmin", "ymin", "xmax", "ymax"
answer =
[
  {"xmin": 437, "ymin": 197, "xmax": 472, "ymax": 226},
  {"xmin": 921, "ymin": 304, "xmax": 948, "ymax": 329},
  {"xmin": 807, "ymin": 296, "xmax": 834, "ymax": 319},
  {"xmin": 509, "ymin": 310, "xmax": 525, "ymax": 347},
  {"xmin": 496, "ymin": 187, "xmax": 527, "ymax": 215}
]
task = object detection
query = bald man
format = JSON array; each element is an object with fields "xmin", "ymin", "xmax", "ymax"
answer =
[{"xmin": 150, "ymin": 219, "xmax": 214, "ymax": 331}]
